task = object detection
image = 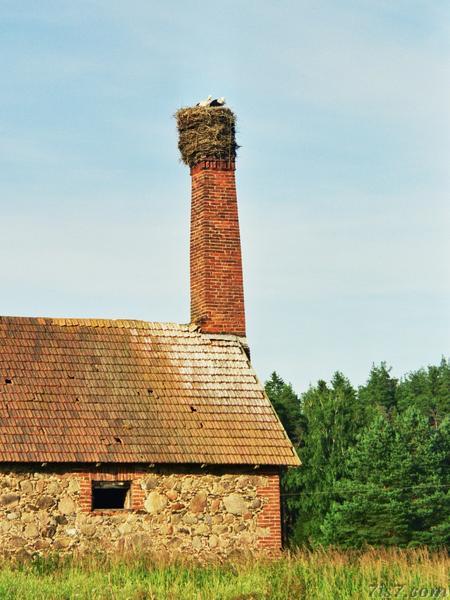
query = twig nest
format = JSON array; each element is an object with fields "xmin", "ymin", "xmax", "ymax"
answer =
[{"xmin": 175, "ymin": 106, "xmax": 238, "ymax": 167}]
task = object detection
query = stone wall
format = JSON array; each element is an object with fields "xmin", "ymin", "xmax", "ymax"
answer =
[{"xmin": 0, "ymin": 464, "xmax": 281, "ymax": 559}]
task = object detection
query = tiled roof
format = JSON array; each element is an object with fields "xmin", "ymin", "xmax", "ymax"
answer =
[{"xmin": 0, "ymin": 317, "xmax": 300, "ymax": 466}]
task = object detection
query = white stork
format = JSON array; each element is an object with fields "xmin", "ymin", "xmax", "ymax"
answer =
[
  {"xmin": 196, "ymin": 95, "xmax": 212, "ymax": 107},
  {"xmin": 209, "ymin": 97, "xmax": 226, "ymax": 107}
]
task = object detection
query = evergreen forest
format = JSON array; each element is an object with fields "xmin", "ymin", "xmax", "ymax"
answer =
[{"xmin": 265, "ymin": 359, "xmax": 450, "ymax": 548}]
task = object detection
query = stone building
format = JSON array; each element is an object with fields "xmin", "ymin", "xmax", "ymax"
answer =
[{"xmin": 0, "ymin": 104, "xmax": 300, "ymax": 558}]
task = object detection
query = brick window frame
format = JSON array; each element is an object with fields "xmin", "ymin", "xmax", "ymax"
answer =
[
  {"xmin": 91, "ymin": 480, "xmax": 132, "ymax": 510},
  {"xmin": 76, "ymin": 467, "xmax": 145, "ymax": 513}
]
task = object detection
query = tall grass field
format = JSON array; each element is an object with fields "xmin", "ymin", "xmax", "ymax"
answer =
[{"xmin": 0, "ymin": 548, "xmax": 447, "ymax": 599}]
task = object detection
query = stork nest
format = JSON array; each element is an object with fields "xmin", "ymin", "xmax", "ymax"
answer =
[{"xmin": 175, "ymin": 106, "xmax": 238, "ymax": 167}]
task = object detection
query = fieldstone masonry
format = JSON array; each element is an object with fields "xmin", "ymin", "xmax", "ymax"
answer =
[{"xmin": 0, "ymin": 465, "xmax": 281, "ymax": 558}]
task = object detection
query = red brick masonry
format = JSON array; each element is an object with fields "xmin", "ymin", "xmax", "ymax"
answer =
[
  {"xmin": 190, "ymin": 160, "xmax": 246, "ymax": 336},
  {"xmin": 256, "ymin": 472, "xmax": 282, "ymax": 551}
]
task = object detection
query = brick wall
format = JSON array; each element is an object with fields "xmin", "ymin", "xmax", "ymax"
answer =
[
  {"xmin": 190, "ymin": 160, "xmax": 246, "ymax": 336},
  {"xmin": 256, "ymin": 472, "xmax": 282, "ymax": 551}
]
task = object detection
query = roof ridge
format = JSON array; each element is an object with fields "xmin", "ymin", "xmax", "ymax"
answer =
[{"xmin": 0, "ymin": 315, "xmax": 189, "ymax": 330}]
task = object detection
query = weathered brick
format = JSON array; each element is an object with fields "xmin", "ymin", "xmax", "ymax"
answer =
[{"xmin": 190, "ymin": 161, "xmax": 246, "ymax": 336}]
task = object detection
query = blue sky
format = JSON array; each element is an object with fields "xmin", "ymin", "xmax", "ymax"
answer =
[{"xmin": 1, "ymin": 1, "xmax": 449, "ymax": 392}]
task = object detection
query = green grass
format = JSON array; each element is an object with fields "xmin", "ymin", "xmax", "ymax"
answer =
[{"xmin": 0, "ymin": 548, "xmax": 447, "ymax": 599}]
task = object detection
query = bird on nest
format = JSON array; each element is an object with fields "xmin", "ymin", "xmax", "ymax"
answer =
[{"xmin": 196, "ymin": 96, "xmax": 226, "ymax": 108}]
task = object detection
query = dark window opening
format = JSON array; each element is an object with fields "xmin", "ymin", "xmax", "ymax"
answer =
[{"xmin": 92, "ymin": 481, "xmax": 131, "ymax": 510}]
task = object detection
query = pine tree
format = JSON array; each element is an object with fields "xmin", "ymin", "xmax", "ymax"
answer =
[
  {"xmin": 265, "ymin": 372, "xmax": 304, "ymax": 447},
  {"xmin": 396, "ymin": 358, "xmax": 450, "ymax": 425},
  {"xmin": 320, "ymin": 408, "xmax": 449, "ymax": 548},
  {"xmin": 266, "ymin": 361, "xmax": 449, "ymax": 549},
  {"xmin": 358, "ymin": 362, "xmax": 398, "ymax": 415},
  {"xmin": 291, "ymin": 373, "xmax": 366, "ymax": 545}
]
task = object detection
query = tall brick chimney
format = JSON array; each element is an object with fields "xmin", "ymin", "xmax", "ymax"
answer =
[{"xmin": 176, "ymin": 106, "xmax": 246, "ymax": 337}]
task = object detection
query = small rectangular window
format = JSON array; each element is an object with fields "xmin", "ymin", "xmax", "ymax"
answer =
[{"xmin": 92, "ymin": 481, "xmax": 131, "ymax": 510}]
